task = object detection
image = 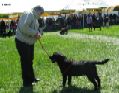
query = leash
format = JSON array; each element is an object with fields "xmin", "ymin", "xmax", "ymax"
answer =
[
  {"xmin": 38, "ymin": 39, "xmax": 50, "ymax": 57},
  {"xmin": 38, "ymin": 39, "xmax": 55, "ymax": 80},
  {"xmin": 38, "ymin": 39, "xmax": 72, "ymax": 75}
]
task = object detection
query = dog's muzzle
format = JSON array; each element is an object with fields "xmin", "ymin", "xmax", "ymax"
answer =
[
  {"xmin": 49, "ymin": 56, "xmax": 51, "ymax": 59},
  {"xmin": 49, "ymin": 56, "xmax": 55, "ymax": 63}
]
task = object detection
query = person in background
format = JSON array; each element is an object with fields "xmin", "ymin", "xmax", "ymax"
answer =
[
  {"xmin": 0, "ymin": 19, "xmax": 6, "ymax": 37},
  {"xmin": 15, "ymin": 5, "xmax": 44, "ymax": 87},
  {"xmin": 86, "ymin": 14, "xmax": 93, "ymax": 31}
]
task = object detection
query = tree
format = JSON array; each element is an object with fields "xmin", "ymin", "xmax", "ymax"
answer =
[{"xmin": 0, "ymin": 14, "xmax": 9, "ymax": 18}]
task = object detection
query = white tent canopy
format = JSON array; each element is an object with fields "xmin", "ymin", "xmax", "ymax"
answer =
[
  {"xmin": 65, "ymin": 0, "xmax": 109, "ymax": 11},
  {"xmin": 67, "ymin": 3, "xmax": 101, "ymax": 11}
]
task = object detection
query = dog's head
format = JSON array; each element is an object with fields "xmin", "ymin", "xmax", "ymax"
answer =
[{"xmin": 49, "ymin": 52, "xmax": 66, "ymax": 63}]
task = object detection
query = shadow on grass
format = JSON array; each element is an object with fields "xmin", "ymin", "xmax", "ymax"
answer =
[
  {"xmin": 52, "ymin": 86, "xmax": 101, "ymax": 93},
  {"xmin": 19, "ymin": 87, "xmax": 33, "ymax": 93}
]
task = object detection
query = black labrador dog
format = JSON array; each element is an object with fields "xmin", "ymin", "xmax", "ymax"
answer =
[
  {"xmin": 49, "ymin": 52, "xmax": 109, "ymax": 90},
  {"xmin": 60, "ymin": 27, "xmax": 68, "ymax": 35}
]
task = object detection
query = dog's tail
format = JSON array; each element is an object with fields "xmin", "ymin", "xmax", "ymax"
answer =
[{"xmin": 93, "ymin": 59, "xmax": 110, "ymax": 65}]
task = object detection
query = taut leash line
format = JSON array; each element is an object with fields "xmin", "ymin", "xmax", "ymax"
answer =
[{"xmin": 38, "ymin": 39, "xmax": 50, "ymax": 57}]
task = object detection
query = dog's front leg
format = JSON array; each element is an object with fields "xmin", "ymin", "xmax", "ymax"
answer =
[
  {"xmin": 62, "ymin": 75, "xmax": 67, "ymax": 87},
  {"xmin": 68, "ymin": 76, "xmax": 72, "ymax": 87}
]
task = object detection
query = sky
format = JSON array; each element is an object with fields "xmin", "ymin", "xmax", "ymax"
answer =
[{"xmin": 0, "ymin": 0, "xmax": 119, "ymax": 14}]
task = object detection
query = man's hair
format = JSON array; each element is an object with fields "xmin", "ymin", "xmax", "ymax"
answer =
[{"xmin": 33, "ymin": 5, "xmax": 44, "ymax": 13}]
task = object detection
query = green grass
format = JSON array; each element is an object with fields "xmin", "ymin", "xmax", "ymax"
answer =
[
  {"xmin": 70, "ymin": 25, "xmax": 119, "ymax": 38},
  {"xmin": 0, "ymin": 26, "xmax": 119, "ymax": 93}
]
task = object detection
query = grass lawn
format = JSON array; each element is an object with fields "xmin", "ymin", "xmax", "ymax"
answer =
[
  {"xmin": 0, "ymin": 26, "xmax": 119, "ymax": 93},
  {"xmin": 70, "ymin": 25, "xmax": 119, "ymax": 38}
]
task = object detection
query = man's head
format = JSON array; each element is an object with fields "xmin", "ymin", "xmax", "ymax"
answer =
[
  {"xmin": 33, "ymin": 5, "xmax": 44, "ymax": 15},
  {"xmin": 32, "ymin": 5, "xmax": 44, "ymax": 19}
]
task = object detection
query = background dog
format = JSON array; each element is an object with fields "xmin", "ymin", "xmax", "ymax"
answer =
[
  {"xmin": 49, "ymin": 52, "xmax": 109, "ymax": 90},
  {"xmin": 60, "ymin": 27, "xmax": 68, "ymax": 35}
]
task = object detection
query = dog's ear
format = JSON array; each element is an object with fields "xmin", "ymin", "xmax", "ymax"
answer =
[
  {"xmin": 53, "ymin": 52, "xmax": 60, "ymax": 55},
  {"xmin": 61, "ymin": 55, "xmax": 66, "ymax": 60}
]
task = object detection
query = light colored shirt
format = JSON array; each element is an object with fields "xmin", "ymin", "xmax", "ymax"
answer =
[{"xmin": 86, "ymin": 16, "xmax": 92, "ymax": 24}]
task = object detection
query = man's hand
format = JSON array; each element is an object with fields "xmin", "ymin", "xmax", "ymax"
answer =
[{"xmin": 34, "ymin": 32, "xmax": 41, "ymax": 39}]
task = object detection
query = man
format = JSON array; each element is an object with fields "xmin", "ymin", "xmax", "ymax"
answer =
[{"xmin": 15, "ymin": 5, "xmax": 44, "ymax": 87}]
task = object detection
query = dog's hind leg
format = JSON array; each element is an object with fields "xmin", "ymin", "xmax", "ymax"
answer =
[
  {"xmin": 87, "ymin": 75, "xmax": 98, "ymax": 90},
  {"xmin": 68, "ymin": 76, "xmax": 72, "ymax": 87},
  {"xmin": 62, "ymin": 75, "xmax": 67, "ymax": 87},
  {"xmin": 95, "ymin": 75, "xmax": 101, "ymax": 89}
]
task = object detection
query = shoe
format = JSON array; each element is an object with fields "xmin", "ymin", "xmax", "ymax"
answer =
[
  {"xmin": 31, "ymin": 78, "xmax": 40, "ymax": 86},
  {"xmin": 32, "ymin": 82, "xmax": 36, "ymax": 86},
  {"xmin": 32, "ymin": 78, "xmax": 40, "ymax": 84},
  {"xmin": 33, "ymin": 78, "xmax": 40, "ymax": 83}
]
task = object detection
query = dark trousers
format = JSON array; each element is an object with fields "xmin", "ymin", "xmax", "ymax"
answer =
[{"xmin": 15, "ymin": 38, "xmax": 35, "ymax": 86}]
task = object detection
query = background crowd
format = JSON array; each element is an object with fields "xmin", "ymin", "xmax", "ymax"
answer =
[
  {"xmin": 0, "ymin": 19, "xmax": 18, "ymax": 37},
  {"xmin": 0, "ymin": 12, "xmax": 119, "ymax": 37},
  {"xmin": 44, "ymin": 13, "xmax": 119, "ymax": 31}
]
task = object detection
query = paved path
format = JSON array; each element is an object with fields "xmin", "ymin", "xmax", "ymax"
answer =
[{"xmin": 58, "ymin": 32, "xmax": 119, "ymax": 45}]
